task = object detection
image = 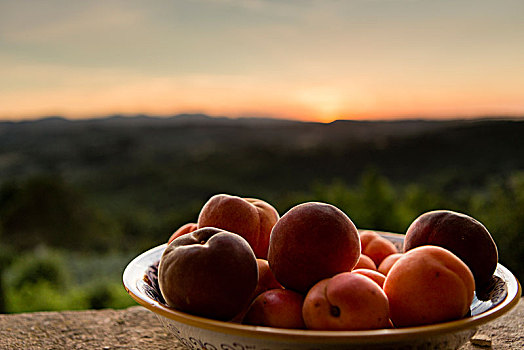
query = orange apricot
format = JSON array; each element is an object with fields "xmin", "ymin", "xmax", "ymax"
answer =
[
  {"xmin": 362, "ymin": 235, "xmax": 399, "ymax": 267},
  {"xmin": 359, "ymin": 230, "xmax": 380, "ymax": 251},
  {"xmin": 167, "ymin": 223, "xmax": 198, "ymax": 244},
  {"xmin": 351, "ymin": 268, "xmax": 386, "ymax": 288},
  {"xmin": 353, "ymin": 254, "xmax": 377, "ymax": 270},
  {"xmin": 383, "ymin": 245, "xmax": 475, "ymax": 327},
  {"xmin": 377, "ymin": 253, "xmax": 403, "ymax": 276},
  {"xmin": 303, "ymin": 272, "xmax": 390, "ymax": 330}
]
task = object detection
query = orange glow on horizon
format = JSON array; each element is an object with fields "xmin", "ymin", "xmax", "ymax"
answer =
[{"xmin": 0, "ymin": 73, "xmax": 523, "ymax": 123}]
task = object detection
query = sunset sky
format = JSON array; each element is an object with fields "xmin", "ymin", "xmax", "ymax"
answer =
[{"xmin": 1, "ymin": 0, "xmax": 523, "ymax": 122}]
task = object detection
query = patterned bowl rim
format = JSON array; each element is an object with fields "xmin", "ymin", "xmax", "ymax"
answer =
[{"xmin": 123, "ymin": 231, "xmax": 521, "ymax": 345}]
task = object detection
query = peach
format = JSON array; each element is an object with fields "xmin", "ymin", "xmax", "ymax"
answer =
[
  {"xmin": 268, "ymin": 202, "xmax": 360, "ymax": 294},
  {"xmin": 353, "ymin": 254, "xmax": 377, "ymax": 270},
  {"xmin": 242, "ymin": 289, "xmax": 306, "ymax": 329},
  {"xmin": 377, "ymin": 253, "xmax": 403, "ymax": 276},
  {"xmin": 158, "ymin": 227, "xmax": 258, "ymax": 321},
  {"xmin": 361, "ymin": 234, "xmax": 399, "ymax": 267},
  {"xmin": 404, "ymin": 210, "xmax": 498, "ymax": 288},
  {"xmin": 302, "ymin": 272, "xmax": 390, "ymax": 330},
  {"xmin": 351, "ymin": 268, "xmax": 386, "ymax": 288},
  {"xmin": 253, "ymin": 259, "xmax": 283, "ymax": 298},
  {"xmin": 167, "ymin": 222, "xmax": 198, "ymax": 244},
  {"xmin": 383, "ymin": 245, "xmax": 475, "ymax": 327},
  {"xmin": 197, "ymin": 194, "xmax": 279, "ymax": 258}
]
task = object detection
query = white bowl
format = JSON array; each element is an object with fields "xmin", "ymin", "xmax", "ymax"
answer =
[{"xmin": 123, "ymin": 231, "xmax": 521, "ymax": 350}]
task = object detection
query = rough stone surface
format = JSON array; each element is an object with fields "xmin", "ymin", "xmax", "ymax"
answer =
[{"xmin": 0, "ymin": 299, "xmax": 522, "ymax": 349}]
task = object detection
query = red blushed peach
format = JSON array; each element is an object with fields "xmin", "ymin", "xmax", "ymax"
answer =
[
  {"xmin": 353, "ymin": 254, "xmax": 377, "ymax": 270},
  {"xmin": 268, "ymin": 202, "xmax": 360, "ymax": 294},
  {"xmin": 404, "ymin": 210, "xmax": 498, "ymax": 288},
  {"xmin": 253, "ymin": 259, "xmax": 283, "ymax": 297},
  {"xmin": 197, "ymin": 194, "xmax": 279, "ymax": 258},
  {"xmin": 242, "ymin": 289, "xmax": 306, "ymax": 329},
  {"xmin": 377, "ymin": 253, "xmax": 403, "ymax": 276},
  {"xmin": 167, "ymin": 223, "xmax": 198, "ymax": 244},
  {"xmin": 351, "ymin": 269, "xmax": 386, "ymax": 288},
  {"xmin": 302, "ymin": 272, "xmax": 390, "ymax": 330},
  {"xmin": 362, "ymin": 234, "xmax": 399, "ymax": 267},
  {"xmin": 158, "ymin": 227, "xmax": 258, "ymax": 321},
  {"xmin": 383, "ymin": 245, "xmax": 475, "ymax": 327}
]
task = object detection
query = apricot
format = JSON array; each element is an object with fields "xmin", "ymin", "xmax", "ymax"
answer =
[
  {"xmin": 351, "ymin": 268, "xmax": 386, "ymax": 288},
  {"xmin": 167, "ymin": 222, "xmax": 198, "ymax": 244},
  {"xmin": 197, "ymin": 194, "xmax": 279, "ymax": 258},
  {"xmin": 158, "ymin": 227, "xmax": 258, "ymax": 321},
  {"xmin": 404, "ymin": 210, "xmax": 498, "ymax": 288},
  {"xmin": 302, "ymin": 272, "xmax": 390, "ymax": 330},
  {"xmin": 231, "ymin": 258, "xmax": 284, "ymax": 323},
  {"xmin": 361, "ymin": 234, "xmax": 398, "ymax": 267},
  {"xmin": 377, "ymin": 253, "xmax": 403, "ymax": 276},
  {"xmin": 243, "ymin": 289, "xmax": 306, "ymax": 329},
  {"xmin": 353, "ymin": 254, "xmax": 377, "ymax": 270},
  {"xmin": 268, "ymin": 202, "xmax": 360, "ymax": 294},
  {"xmin": 359, "ymin": 230, "xmax": 379, "ymax": 250},
  {"xmin": 253, "ymin": 259, "xmax": 283, "ymax": 298},
  {"xmin": 383, "ymin": 245, "xmax": 475, "ymax": 327}
]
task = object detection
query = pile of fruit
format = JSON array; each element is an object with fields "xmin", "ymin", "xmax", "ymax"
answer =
[{"xmin": 154, "ymin": 194, "xmax": 498, "ymax": 330}]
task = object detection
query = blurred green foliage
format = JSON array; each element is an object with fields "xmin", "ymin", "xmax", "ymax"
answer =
[
  {"xmin": 1, "ymin": 247, "xmax": 136, "ymax": 313},
  {"xmin": 0, "ymin": 176, "xmax": 122, "ymax": 252},
  {"xmin": 5, "ymin": 247, "xmax": 70, "ymax": 290}
]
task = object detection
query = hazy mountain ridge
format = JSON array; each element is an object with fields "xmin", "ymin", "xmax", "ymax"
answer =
[{"xmin": 1, "ymin": 113, "xmax": 507, "ymax": 147}]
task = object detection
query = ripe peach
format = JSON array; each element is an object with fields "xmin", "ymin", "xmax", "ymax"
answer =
[
  {"xmin": 383, "ymin": 245, "xmax": 475, "ymax": 327},
  {"xmin": 302, "ymin": 272, "xmax": 390, "ymax": 330},
  {"xmin": 158, "ymin": 227, "xmax": 258, "ymax": 321},
  {"xmin": 404, "ymin": 210, "xmax": 498, "ymax": 288},
  {"xmin": 362, "ymin": 234, "xmax": 399, "ymax": 267},
  {"xmin": 242, "ymin": 289, "xmax": 306, "ymax": 329},
  {"xmin": 167, "ymin": 222, "xmax": 198, "ymax": 244},
  {"xmin": 268, "ymin": 202, "xmax": 360, "ymax": 294},
  {"xmin": 353, "ymin": 254, "xmax": 377, "ymax": 270},
  {"xmin": 377, "ymin": 253, "xmax": 403, "ymax": 276},
  {"xmin": 351, "ymin": 268, "xmax": 386, "ymax": 288},
  {"xmin": 197, "ymin": 194, "xmax": 279, "ymax": 258},
  {"xmin": 253, "ymin": 259, "xmax": 283, "ymax": 298}
]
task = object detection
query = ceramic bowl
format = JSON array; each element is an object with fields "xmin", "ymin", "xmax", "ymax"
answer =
[{"xmin": 123, "ymin": 231, "xmax": 521, "ymax": 350}]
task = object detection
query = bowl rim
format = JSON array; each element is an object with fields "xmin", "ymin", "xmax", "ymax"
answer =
[{"xmin": 123, "ymin": 231, "xmax": 521, "ymax": 344}]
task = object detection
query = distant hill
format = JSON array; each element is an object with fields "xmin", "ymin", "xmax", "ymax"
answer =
[
  {"xmin": 1, "ymin": 114, "xmax": 524, "ymax": 209},
  {"xmin": 0, "ymin": 113, "xmax": 502, "ymax": 152}
]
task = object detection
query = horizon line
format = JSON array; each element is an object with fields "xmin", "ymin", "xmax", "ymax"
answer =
[{"xmin": 2, "ymin": 112, "xmax": 524, "ymax": 125}]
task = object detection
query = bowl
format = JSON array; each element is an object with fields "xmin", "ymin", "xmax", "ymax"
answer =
[{"xmin": 123, "ymin": 231, "xmax": 521, "ymax": 350}]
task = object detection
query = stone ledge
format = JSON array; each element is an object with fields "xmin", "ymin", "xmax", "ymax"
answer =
[{"xmin": 0, "ymin": 298, "xmax": 522, "ymax": 349}]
